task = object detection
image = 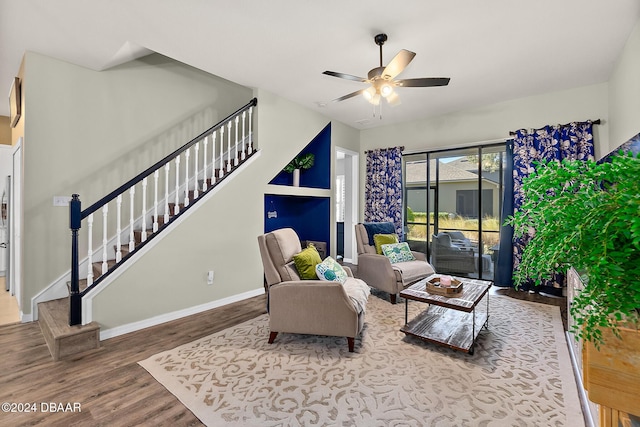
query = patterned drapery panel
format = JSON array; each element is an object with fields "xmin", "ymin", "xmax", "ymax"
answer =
[
  {"xmin": 364, "ymin": 147, "xmax": 404, "ymax": 239},
  {"xmin": 511, "ymin": 121, "xmax": 595, "ymax": 293}
]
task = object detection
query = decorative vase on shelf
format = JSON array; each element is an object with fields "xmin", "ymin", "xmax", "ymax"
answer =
[
  {"xmin": 292, "ymin": 169, "xmax": 300, "ymax": 187},
  {"xmin": 284, "ymin": 153, "xmax": 314, "ymax": 187}
]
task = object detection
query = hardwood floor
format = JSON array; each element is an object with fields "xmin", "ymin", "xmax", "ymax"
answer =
[
  {"xmin": 0, "ymin": 272, "xmax": 568, "ymax": 427},
  {"xmin": 0, "ymin": 294, "xmax": 267, "ymax": 426},
  {"xmin": 0, "ymin": 278, "xmax": 20, "ymax": 326}
]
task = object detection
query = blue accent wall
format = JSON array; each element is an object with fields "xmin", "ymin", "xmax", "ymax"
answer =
[
  {"xmin": 264, "ymin": 194, "xmax": 331, "ymax": 255},
  {"xmin": 269, "ymin": 123, "xmax": 331, "ymax": 189}
]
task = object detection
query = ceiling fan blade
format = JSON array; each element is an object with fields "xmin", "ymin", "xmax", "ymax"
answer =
[
  {"xmin": 395, "ymin": 77, "xmax": 451, "ymax": 87},
  {"xmin": 382, "ymin": 49, "xmax": 416, "ymax": 79},
  {"xmin": 331, "ymin": 89, "xmax": 365, "ymax": 102},
  {"xmin": 322, "ymin": 71, "xmax": 368, "ymax": 83}
]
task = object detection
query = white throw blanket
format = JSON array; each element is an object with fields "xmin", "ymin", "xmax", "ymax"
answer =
[{"xmin": 342, "ymin": 277, "xmax": 370, "ymax": 313}]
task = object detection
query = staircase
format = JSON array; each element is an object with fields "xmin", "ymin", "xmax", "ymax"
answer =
[{"xmin": 38, "ymin": 98, "xmax": 257, "ymax": 360}]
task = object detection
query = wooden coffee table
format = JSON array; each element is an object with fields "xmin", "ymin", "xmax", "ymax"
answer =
[{"xmin": 400, "ymin": 275, "xmax": 492, "ymax": 354}]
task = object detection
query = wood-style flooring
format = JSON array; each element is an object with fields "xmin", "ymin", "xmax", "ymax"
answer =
[
  {"xmin": 0, "ymin": 271, "xmax": 567, "ymax": 427},
  {"xmin": 0, "ymin": 294, "xmax": 267, "ymax": 426},
  {"xmin": 0, "ymin": 278, "xmax": 20, "ymax": 326}
]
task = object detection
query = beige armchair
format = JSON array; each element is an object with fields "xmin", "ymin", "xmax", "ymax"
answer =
[
  {"xmin": 258, "ymin": 228, "xmax": 369, "ymax": 352},
  {"xmin": 355, "ymin": 223, "xmax": 435, "ymax": 304}
]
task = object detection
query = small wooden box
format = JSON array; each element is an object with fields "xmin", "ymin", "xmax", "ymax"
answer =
[{"xmin": 426, "ymin": 277, "xmax": 463, "ymax": 297}]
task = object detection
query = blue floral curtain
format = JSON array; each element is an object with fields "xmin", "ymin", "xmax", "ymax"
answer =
[
  {"xmin": 511, "ymin": 121, "xmax": 595, "ymax": 294},
  {"xmin": 364, "ymin": 147, "xmax": 404, "ymax": 238}
]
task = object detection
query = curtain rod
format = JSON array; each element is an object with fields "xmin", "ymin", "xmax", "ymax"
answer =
[
  {"xmin": 402, "ymin": 138, "xmax": 508, "ymax": 156},
  {"xmin": 508, "ymin": 119, "xmax": 601, "ymax": 136},
  {"xmin": 364, "ymin": 146, "xmax": 405, "ymax": 154}
]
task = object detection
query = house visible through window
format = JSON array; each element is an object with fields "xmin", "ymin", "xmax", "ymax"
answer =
[{"xmin": 457, "ymin": 189, "xmax": 493, "ymax": 218}]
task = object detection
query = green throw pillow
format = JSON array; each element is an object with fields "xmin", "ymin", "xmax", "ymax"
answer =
[
  {"xmin": 292, "ymin": 245, "xmax": 322, "ymax": 279},
  {"xmin": 315, "ymin": 256, "xmax": 348, "ymax": 284},
  {"xmin": 381, "ymin": 242, "xmax": 416, "ymax": 263},
  {"xmin": 373, "ymin": 233, "xmax": 399, "ymax": 254}
]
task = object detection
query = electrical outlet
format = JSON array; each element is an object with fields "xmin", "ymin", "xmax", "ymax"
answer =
[{"xmin": 207, "ymin": 270, "xmax": 214, "ymax": 285}]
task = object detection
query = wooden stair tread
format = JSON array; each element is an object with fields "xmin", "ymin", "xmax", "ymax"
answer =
[{"xmin": 39, "ymin": 299, "xmax": 100, "ymax": 338}]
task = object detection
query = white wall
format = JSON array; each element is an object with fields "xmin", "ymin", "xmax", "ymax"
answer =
[
  {"xmin": 358, "ymin": 83, "xmax": 610, "ymax": 220},
  {"xmin": 608, "ymin": 16, "xmax": 640, "ymax": 150},
  {"xmin": 21, "ymin": 52, "xmax": 253, "ymax": 316}
]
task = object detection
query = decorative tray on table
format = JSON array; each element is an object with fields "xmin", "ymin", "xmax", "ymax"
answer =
[{"xmin": 426, "ymin": 277, "xmax": 464, "ymax": 297}]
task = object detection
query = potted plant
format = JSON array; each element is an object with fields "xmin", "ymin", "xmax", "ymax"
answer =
[
  {"xmin": 284, "ymin": 153, "xmax": 314, "ymax": 187},
  {"xmin": 505, "ymin": 152, "xmax": 640, "ymax": 416},
  {"xmin": 506, "ymin": 152, "xmax": 640, "ymax": 344}
]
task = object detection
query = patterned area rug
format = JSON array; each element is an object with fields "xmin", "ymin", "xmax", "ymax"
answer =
[{"xmin": 139, "ymin": 294, "xmax": 584, "ymax": 427}]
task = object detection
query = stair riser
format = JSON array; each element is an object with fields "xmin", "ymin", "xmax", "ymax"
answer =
[{"xmin": 39, "ymin": 299, "xmax": 100, "ymax": 361}]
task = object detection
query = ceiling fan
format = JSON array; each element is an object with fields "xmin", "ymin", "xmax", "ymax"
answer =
[{"xmin": 323, "ymin": 33, "xmax": 450, "ymax": 106}]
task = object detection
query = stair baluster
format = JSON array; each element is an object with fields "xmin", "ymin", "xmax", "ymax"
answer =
[
  {"xmin": 141, "ymin": 177, "xmax": 148, "ymax": 242},
  {"xmin": 153, "ymin": 171, "xmax": 159, "ymax": 233},
  {"xmin": 87, "ymin": 213, "xmax": 94, "ymax": 286},
  {"xmin": 101, "ymin": 205, "xmax": 109, "ymax": 274},
  {"xmin": 248, "ymin": 106, "xmax": 254, "ymax": 154},
  {"xmin": 128, "ymin": 187, "xmax": 135, "ymax": 252},
  {"xmin": 116, "ymin": 195, "xmax": 122, "ymax": 263},
  {"xmin": 234, "ymin": 116, "xmax": 239, "ymax": 166},
  {"xmin": 241, "ymin": 111, "xmax": 246, "ymax": 161},
  {"xmin": 193, "ymin": 142, "xmax": 200, "ymax": 199},
  {"xmin": 184, "ymin": 148, "xmax": 190, "ymax": 208},
  {"xmin": 202, "ymin": 136, "xmax": 209, "ymax": 192},
  {"xmin": 219, "ymin": 126, "xmax": 225, "ymax": 178},
  {"xmin": 174, "ymin": 155, "xmax": 180, "ymax": 215},
  {"xmin": 226, "ymin": 121, "xmax": 232, "ymax": 172},
  {"xmin": 164, "ymin": 164, "xmax": 170, "ymax": 224},
  {"xmin": 212, "ymin": 131, "xmax": 217, "ymax": 183}
]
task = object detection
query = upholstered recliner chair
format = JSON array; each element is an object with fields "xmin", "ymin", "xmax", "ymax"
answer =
[
  {"xmin": 355, "ymin": 223, "xmax": 435, "ymax": 304},
  {"xmin": 258, "ymin": 228, "xmax": 370, "ymax": 352}
]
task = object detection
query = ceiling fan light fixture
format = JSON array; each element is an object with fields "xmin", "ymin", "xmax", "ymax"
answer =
[
  {"xmin": 363, "ymin": 86, "xmax": 376, "ymax": 101},
  {"xmin": 380, "ymin": 82, "xmax": 393, "ymax": 98},
  {"xmin": 386, "ymin": 91, "xmax": 400, "ymax": 106},
  {"xmin": 371, "ymin": 93, "xmax": 381, "ymax": 106}
]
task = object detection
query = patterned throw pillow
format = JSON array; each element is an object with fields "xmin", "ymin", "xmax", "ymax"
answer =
[
  {"xmin": 315, "ymin": 256, "xmax": 348, "ymax": 284},
  {"xmin": 373, "ymin": 233, "xmax": 399, "ymax": 254},
  {"xmin": 381, "ymin": 242, "xmax": 416, "ymax": 264},
  {"xmin": 292, "ymin": 245, "xmax": 322, "ymax": 279}
]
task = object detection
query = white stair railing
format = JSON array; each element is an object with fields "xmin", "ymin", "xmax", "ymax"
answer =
[{"xmin": 69, "ymin": 98, "xmax": 257, "ymax": 326}]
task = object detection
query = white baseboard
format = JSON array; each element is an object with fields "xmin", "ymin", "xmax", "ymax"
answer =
[{"xmin": 99, "ymin": 287, "xmax": 265, "ymax": 340}]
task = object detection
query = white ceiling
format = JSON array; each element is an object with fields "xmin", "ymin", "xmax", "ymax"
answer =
[{"xmin": 2, "ymin": 0, "xmax": 639, "ymax": 130}]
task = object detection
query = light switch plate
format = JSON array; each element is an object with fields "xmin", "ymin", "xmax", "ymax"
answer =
[{"xmin": 53, "ymin": 196, "xmax": 72, "ymax": 206}]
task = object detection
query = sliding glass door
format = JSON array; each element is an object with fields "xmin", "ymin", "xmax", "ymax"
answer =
[{"xmin": 404, "ymin": 144, "xmax": 506, "ymax": 280}]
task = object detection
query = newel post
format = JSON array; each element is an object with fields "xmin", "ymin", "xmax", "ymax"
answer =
[{"xmin": 69, "ymin": 194, "xmax": 82, "ymax": 326}]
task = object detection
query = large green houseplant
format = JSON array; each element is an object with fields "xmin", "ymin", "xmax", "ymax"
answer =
[{"xmin": 506, "ymin": 152, "xmax": 640, "ymax": 344}]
